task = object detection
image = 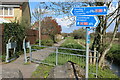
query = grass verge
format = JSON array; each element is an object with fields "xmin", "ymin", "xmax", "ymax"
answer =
[{"xmin": 31, "ymin": 64, "xmax": 53, "ymax": 78}]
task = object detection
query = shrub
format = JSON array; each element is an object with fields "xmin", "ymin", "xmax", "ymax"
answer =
[
  {"xmin": 36, "ymin": 39, "xmax": 54, "ymax": 46},
  {"xmin": 107, "ymin": 44, "xmax": 120, "ymax": 64},
  {"xmin": 3, "ymin": 22, "xmax": 26, "ymax": 55},
  {"xmin": 41, "ymin": 40, "xmax": 54, "ymax": 46},
  {"xmin": 60, "ymin": 39, "xmax": 85, "ymax": 54},
  {"xmin": 72, "ymin": 28, "xmax": 86, "ymax": 39}
]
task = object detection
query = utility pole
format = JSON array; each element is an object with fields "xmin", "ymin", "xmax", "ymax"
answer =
[{"xmin": 38, "ymin": 7, "xmax": 41, "ymax": 47}]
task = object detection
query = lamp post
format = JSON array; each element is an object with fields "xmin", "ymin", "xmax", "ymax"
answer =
[{"xmin": 38, "ymin": 8, "xmax": 41, "ymax": 47}]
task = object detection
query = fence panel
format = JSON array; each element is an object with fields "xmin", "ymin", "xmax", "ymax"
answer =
[{"xmin": 30, "ymin": 45, "xmax": 98, "ymax": 78}]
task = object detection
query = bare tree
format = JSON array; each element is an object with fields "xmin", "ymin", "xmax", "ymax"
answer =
[
  {"xmin": 32, "ymin": 1, "xmax": 120, "ymax": 67},
  {"xmin": 92, "ymin": 1, "xmax": 120, "ymax": 67}
]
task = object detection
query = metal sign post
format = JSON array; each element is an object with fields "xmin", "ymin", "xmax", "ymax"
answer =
[{"xmin": 85, "ymin": 27, "xmax": 90, "ymax": 78}]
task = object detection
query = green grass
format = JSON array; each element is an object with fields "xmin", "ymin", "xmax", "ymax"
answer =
[
  {"xmin": 65, "ymin": 37, "xmax": 74, "ymax": 39},
  {"xmin": 107, "ymin": 44, "xmax": 120, "ymax": 63},
  {"xmin": 109, "ymin": 44, "xmax": 120, "ymax": 54},
  {"xmin": 31, "ymin": 64, "xmax": 53, "ymax": 78},
  {"xmin": 43, "ymin": 52, "xmax": 85, "ymax": 67},
  {"xmin": 43, "ymin": 52, "xmax": 118, "ymax": 78},
  {"xmin": 75, "ymin": 39, "xmax": 94, "ymax": 48},
  {"xmin": 23, "ymin": 62, "xmax": 31, "ymax": 65},
  {"xmin": 31, "ymin": 46, "xmax": 45, "ymax": 51},
  {"xmin": 61, "ymin": 38, "xmax": 85, "ymax": 49}
]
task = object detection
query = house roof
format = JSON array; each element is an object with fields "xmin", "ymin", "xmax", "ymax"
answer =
[{"xmin": 0, "ymin": 0, "xmax": 28, "ymax": 5}]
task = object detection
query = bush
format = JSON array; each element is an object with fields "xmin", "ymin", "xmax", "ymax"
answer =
[
  {"xmin": 60, "ymin": 38, "xmax": 85, "ymax": 54},
  {"xmin": 41, "ymin": 40, "xmax": 54, "ymax": 46},
  {"xmin": 36, "ymin": 39, "xmax": 54, "ymax": 46},
  {"xmin": 3, "ymin": 22, "xmax": 26, "ymax": 56},
  {"xmin": 107, "ymin": 44, "xmax": 120, "ymax": 63},
  {"xmin": 72, "ymin": 28, "xmax": 86, "ymax": 39},
  {"xmin": 61, "ymin": 38, "xmax": 84, "ymax": 49}
]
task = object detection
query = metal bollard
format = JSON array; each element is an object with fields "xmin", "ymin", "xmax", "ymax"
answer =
[
  {"xmin": 29, "ymin": 46, "xmax": 32, "ymax": 62},
  {"xmin": 5, "ymin": 44, "xmax": 9, "ymax": 62},
  {"xmin": 56, "ymin": 47, "xmax": 58, "ymax": 65}
]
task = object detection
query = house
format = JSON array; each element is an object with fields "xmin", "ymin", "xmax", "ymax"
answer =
[
  {"xmin": 0, "ymin": 0, "xmax": 31, "ymax": 54},
  {"xmin": 55, "ymin": 34, "xmax": 64, "ymax": 41},
  {"xmin": 0, "ymin": 0, "xmax": 31, "ymax": 26}
]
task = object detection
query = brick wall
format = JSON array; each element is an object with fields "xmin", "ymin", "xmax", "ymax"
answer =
[
  {"xmin": 0, "ymin": 24, "xmax": 4, "ymax": 54},
  {"xmin": 25, "ymin": 29, "xmax": 39, "ymax": 44},
  {"xmin": 41, "ymin": 35, "xmax": 51, "ymax": 40},
  {"xmin": 25, "ymin": 29, "xmax": 51, "ymax": 44}
]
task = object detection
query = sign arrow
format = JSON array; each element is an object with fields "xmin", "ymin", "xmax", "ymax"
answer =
[
  {"xmin": 76, "ymin": 16, "xmax": 100, "ymax": 27},
  {"xmin": 71, "ymin": 6, "xmax": 108, "ymax": 16}
]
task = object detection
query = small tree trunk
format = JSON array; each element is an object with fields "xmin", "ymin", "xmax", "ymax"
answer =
[
  {"xmin": 93, "ymin": 48, "xmax": 97, "ymax": 65},
  {"xmin": 89, "ymin": 52, "xmax": 92, "ymax": 64},
  {"xmin": 98, "ymin": 46, "xmax": 111, "ymax": 67},
  {"xmin": 98, "ymin": 14, "xmax": 119, "ymax": 67}
]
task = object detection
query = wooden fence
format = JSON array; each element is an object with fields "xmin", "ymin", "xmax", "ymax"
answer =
[{"xmin": 0, "ymin": 24, "xmax": 4, "ymax": 54}]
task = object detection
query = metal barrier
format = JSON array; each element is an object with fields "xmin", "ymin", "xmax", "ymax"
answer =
[
  {"xmin": 23, "ymin": 36, "xmax": 31, "ymax": 63},
  {"xmin": 6, "ymin": 36, "xmax": 17, "ymax": 62},
  {"xmin": 30, "ymin": 45, "xmax": 99, "ymax": 78}
]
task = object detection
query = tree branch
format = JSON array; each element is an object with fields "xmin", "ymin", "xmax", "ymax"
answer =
[{"xmin": 106, "ymin": 14, "xmax": 120, "ymax": 28}]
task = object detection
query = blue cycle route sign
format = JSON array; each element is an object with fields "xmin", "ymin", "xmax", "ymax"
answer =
[
  {"xmin": 70, "ymin": 6, "xmax": 108, "ymax": 78},
  {"xmin": 71, "ymin": 6, "xmax": 108, "ymax": 16},
  {"xmin": 76, "ymin": 16, "xmax": 100, "ymax": 27}
]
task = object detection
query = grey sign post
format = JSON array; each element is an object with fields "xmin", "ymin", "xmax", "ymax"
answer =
[
  {"xmin": 85, "ymin": 27, "xmax": 90, "ymax": 78},
  {"xmin": 75, "ymin": 16, "xmax": 100, "ymax": 78}
]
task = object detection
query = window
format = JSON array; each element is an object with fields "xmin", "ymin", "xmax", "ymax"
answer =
[
  {"xmin": 0, "ymin": 7, "xmax": 14, "ymax": 16},
  {"xmin": 9, "ymin": 8, "xmax": 13, "ymax": 15},
  {"xmin": 4, "ymin": 7, "xmax": 8, "ymax": 15},
  {"xmin": 0, "ymin": 7, "xmax": 3, "ymax": 15}
]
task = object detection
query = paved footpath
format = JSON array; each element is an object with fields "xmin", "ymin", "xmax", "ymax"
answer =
[{"xmin": 1, "ymin": 39, "xmax": 66, "ymax": 78}]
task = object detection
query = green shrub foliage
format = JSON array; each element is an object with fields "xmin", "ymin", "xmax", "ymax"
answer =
[
  {"xmin": 36, "ymin": 39, "xmax": 54, "ymax": 46},
  {"xmin": 3, "ymin": 22, "xmax": 26, "ymax": 52},
  {"xmin": 41, "ymin": 40, "xmax": 54, "ymax": 46},
  {"xmin": 107, "ymin": 44, "xmax": 120, "ymax": 63},
  {"xmin": 60, "ymin": 39, "xmax": 85, "ymax": 54}
]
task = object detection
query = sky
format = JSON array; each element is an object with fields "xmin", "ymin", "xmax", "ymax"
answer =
[
  {"xmin": 29, "ymin": 2, "xmax": 81, "ymax": 33},
  {"xmin": 29, "ymin": 1, "xmax": 119, "ymax": 33}
]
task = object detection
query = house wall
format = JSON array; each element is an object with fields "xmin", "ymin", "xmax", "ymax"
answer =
[
  {"xmin": 13, "ymin": 7, "xmax": 22, "ymax": 22},
  {"xmin": 0, "ymin": 7, "xmax": 21, "ymax": 22},
  {"xmin": 22, "ymin": 2, "xmax": 31, "ymax": 27},
  {"xmin": 1, "ymin": 7, "xmax": 22, "ymax": 23},
  {"xmin": 1, "ymin": 2, "xmax": 31, "ymax": 26}
]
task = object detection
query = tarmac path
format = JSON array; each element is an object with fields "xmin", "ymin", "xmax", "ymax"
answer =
[{"xmin": 1, "ymin": 39, "xmax": 66, "ymax": 78}]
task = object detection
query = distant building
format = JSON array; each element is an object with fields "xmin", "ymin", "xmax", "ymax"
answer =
[{"xmin": 0, "ymin": 0, "xmax": 31, "ymax": 26}]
